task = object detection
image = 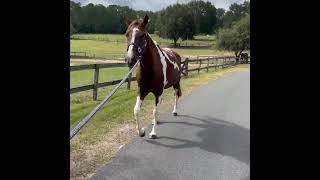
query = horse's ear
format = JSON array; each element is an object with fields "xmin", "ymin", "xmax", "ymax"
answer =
[
  {"xmin": 143, "ymin": 14, "xmax": 149, "ymax": 26},
  {"xmin": 123, "ymin": 16, "xmax": 131, "ymax": 26}
]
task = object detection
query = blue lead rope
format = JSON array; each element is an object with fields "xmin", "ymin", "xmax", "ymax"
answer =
[{"xmin": 70, "ymin": 61, "xmax": 139, "ymax": 140}]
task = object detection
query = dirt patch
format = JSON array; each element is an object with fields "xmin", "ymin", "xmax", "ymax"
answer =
[{"xmin": 70, "ymin": 121, "xmax": 135, "ymax": 179}]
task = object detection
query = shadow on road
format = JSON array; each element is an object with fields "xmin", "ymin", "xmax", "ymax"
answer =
[{"xmin": 145, "ymin": 114, "xmax": 250, "ymax": 165}]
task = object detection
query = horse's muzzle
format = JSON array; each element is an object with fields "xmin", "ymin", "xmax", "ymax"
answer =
[{"xmin": 126, "ymin": 56, "xmax": 137, "ymax": 68}]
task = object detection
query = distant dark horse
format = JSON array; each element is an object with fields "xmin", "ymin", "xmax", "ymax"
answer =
[
  {"xmin": 240, "ymin": 52, "xmax": 249, "ymax": 63},
  {"xmin": 125, "ymin": 14, "xmax": 182, "ymax": 139}
]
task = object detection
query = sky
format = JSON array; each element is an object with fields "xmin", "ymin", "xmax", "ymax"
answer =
[{"xmin": 72, "ymin": 0, "xmax": 248, "ymax": 11}]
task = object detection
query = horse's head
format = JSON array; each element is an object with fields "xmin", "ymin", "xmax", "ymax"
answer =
[{"xmin": 125, "ymin": 14, "xmax": 149, "ymax": 67}]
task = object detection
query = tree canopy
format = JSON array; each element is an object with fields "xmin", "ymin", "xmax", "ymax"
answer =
[
  {"xmin": 70, "ymin": 0, "xmax": 250, "ymax": 46},
  {"xmin": 222, "ymin": 1, "xmax": 250, "ymax": 28},
  {"xmin": 70, "ymin": 1, "xmax": 217, "ymax": 36},
  {"xmin": 154, "ymin": 1, "xmax": 217, "ymax": 45},
  {"xmin": 216, "ymin": 15, "xmax": 250, "ymax": 56}
]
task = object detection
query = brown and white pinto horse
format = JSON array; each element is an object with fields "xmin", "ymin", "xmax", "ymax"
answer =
[{"xmin": 125, "ymin": 14, "xmax": 182, "ymax": 139}]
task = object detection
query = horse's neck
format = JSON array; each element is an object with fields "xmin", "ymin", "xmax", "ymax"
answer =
[{"xmin": 140, "ymin": 34, "xmax": 158, "ymax": 72}]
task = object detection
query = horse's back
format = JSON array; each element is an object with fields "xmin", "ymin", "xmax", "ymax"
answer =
[
  {"xmin": 160, "ymin": 48, "xmax": 182, "ymax": 89},
  {"xmin": 162, "ymin": 48, "xmax": 182, "ymax": 65}
]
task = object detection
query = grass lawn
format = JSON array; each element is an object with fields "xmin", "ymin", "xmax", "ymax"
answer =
[{"xmin": 70, "ymin": 34, "xmax": 233, "ymax": 59}]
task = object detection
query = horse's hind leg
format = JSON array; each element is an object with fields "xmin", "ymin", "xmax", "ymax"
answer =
[{"xmin": 172, "ymin": 80, "xmax": 182, "ymax": 116}]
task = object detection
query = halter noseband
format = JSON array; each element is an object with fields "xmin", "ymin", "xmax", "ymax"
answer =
[
  {"xmin": 126, "ymin": 33, "xmax": 150, "ymax": 70},
  {"xmin": 127, "ymin": 40, "xmax": 147, "ymax": 58}
]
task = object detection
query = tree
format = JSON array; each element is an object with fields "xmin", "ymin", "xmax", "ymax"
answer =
[
  {"xmin": 188, "ymin": 1, "xmax": 217, "ymax": 34},
  {"xmin": 216, "ymin": 15, "xmax": 250, "ymax": 58},
  {"xmin": 69, "ymin": 0, "xmax": 218, "ymax": 35},
  {"xmin": 222, "ymin": 1, "xmax": 250, "ymax": 27},
  {"xmin": 70, "ymin": 20, "xmax": 76, "ymax": 35},
  {"xmin": 155, "ymin": 3, "xmax": 196, "ymax": 46},
  {"xmin": 213, "ymin": 8, "xmax": 225, "ymax": 32},
  {"xmin": 70, "ymin": 1, "xmax": 85, "ymax": 32}
]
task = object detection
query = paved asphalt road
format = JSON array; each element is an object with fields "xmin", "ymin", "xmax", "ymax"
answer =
[{"xmin": 91, "ymin": 71, "xmax": 250, "ymax": 180}]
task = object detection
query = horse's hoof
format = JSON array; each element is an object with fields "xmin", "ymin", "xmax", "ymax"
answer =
[
  {"xmin": 173, "ymin": 112, "xmax": 178, "ymax": 116},
  {"xmin": 138, "ymin": 128, "xmax": 145, "ymax": 137},
  {"xmin": 152, "ymin": 121, "xmax": 159, "ymax": 125},
  {"xmin": 149, "ymin": 133, "xmax": 157, "ymax": 139}
]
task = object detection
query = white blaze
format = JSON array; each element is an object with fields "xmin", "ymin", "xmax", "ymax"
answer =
[{"xmin": 127, "ymin": 27, "xmax": 140, "ymax": 59}]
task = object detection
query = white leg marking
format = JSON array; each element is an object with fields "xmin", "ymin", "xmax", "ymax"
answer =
[
  {"xmin": 172, "ymin": 89, "xmax": 178, "ymax": 114},
  {"xmin": 134, "ymin": 96, "xmax": 143, "ymax": 134},
  {"xmin": 150, "ymin": 94, "xmax": 162, "ymax": 137}
]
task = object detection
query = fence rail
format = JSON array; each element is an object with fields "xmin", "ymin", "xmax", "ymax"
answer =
[
  {"xmin": 70, "ymin": 51, "xmax": 126, "ymax": 60},
  {"xmin": 169, "ymin": 42, "xmax": 212, "ymax": 48},
  {"xmin": 70, "ymin": 56, "xmax": 250, "ymax": 100},
  {"xmin": 70, "ymin": 51, "xmax": 88, "ymax": 57},
  {"xmin": 71, "ymin": 36, "xmax": 127, "ymax": 43}
]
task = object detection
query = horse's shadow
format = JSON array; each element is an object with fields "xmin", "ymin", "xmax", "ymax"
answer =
[{"xmin": 145, "ymin": 114, "xmax": 250, "ymax": 165}]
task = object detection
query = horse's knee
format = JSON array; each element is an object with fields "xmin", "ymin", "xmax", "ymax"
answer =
[
  {"xmin": 134, "ymin": 106, "xmax": 140, "ymax": 116},
  {"xmin": 134, "ymin": 96, "xmax": 142, "ymax": 115},
  {"xmin": 153, "ymin": 108, "xmax": 159, "ymax": 118}
]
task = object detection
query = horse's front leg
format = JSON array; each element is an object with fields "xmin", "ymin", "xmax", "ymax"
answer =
[
  {"xmin": 150, "ymin": 92, "xmax": 163, "ymax": 139},
  {"xmin": 134, "ymin": 95, "xmax": 145, "ymax": 137}
]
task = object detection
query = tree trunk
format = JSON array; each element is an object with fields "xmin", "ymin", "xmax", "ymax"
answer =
[
  {"xmin": 239, "ymin": 49, "xmax": 244, "ymax": 63},
  {"xmin": 235, "ymin": 51, "xmax": 239, "ymax": 62},
  {"xmin": 174, "ymin": 38, "xmax": 177, "ymax": 47}
]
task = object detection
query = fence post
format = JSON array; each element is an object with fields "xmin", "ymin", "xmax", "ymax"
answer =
[
  {"xmin": 127, "ymin": 67, "xmax": 132, "ymax": 90},
  {"xmin": 215, "ymin": 58, "xmax": 217, "ymax": 70},
  {"xmin": 198, "ymin": 59, "xmax": 202, "ymax": 74},
  {"xmin": 226, "ymin": 57, "xmax": 228, "ymax": 67},
  {"xmin": 185, "ymin": 58, "xmax": 189, "ymax": 77},
  {"xmin": 222, "ymin": 57, "xmax": 226, "ymax": 68},
  {"xmin": 93, "ymin": 64, "xmax": 100, "ymax": 101},
  {"xmin": 206, "ymin": 57, "xmax": 209, "ymax": 72}
]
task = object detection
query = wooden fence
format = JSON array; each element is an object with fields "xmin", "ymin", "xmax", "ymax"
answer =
[
  {"xmin": 70, "ymin": 56, "xmax": 250, "ymax": 100},
  {"xmin": 70, "ymin": 51, "xmax": 89, "ymax": 57},
  {"xmin": 71, "ymin": 36, "xmax": 126, "ymax": 43},
  {"xmin": 169, "ymin": 42, "xmax": 212, "ymax": 48},
  {"xmin": 70, "ymin": 51, "xmax": 126, "ymax": 60}
]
